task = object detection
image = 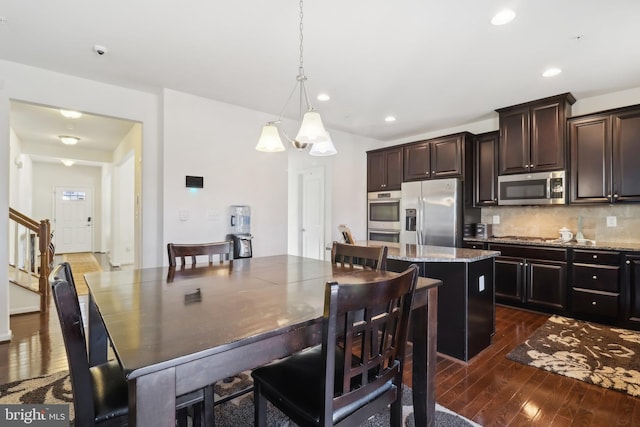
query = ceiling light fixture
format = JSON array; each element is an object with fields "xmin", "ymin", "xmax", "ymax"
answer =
[
  {"xmin": 542, "ymin": 67, "xmax": 562, "ymax": 77},
  {"xmin": 491, "ymin": 9, "xmax": 516, "ymax": 26},
  {"xmin": 60, "ymin": 159, "xmax": 76, "ymax": 167},
  {"xmin": 317, "ymin": 93, "xmax": 330, "ymax": 101},
  {"xmin": 59, "ymin": 109, "xmax": 82, "ymax": 119},
  {"xmin": 255, "ymin": 0, "xmax": 336, "ymax": 156},
  {"xmin": 59, "ymin": 135, "xmax": 80, "ymax": 145}
]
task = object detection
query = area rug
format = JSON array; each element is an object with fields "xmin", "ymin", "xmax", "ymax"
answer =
[
  {"xmin": 507, "ymin": 315, "xmax": 640, "ymax": 397},
  {"xmin": 61, "ymin": 252, "xmax": 102, "ymax": 295},
  {"xmin": 0, "ymin": 370, "xmax": 481, "ymax": 426}
]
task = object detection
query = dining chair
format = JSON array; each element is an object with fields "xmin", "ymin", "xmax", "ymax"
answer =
[
  {"xmin": 167, "ymin": 240, "xmax": 233, "ymax": 268},
  {"xmin": 50, "ymin": 274, "xmax": 213, "ymax": 426},
  {"xmin": 331, "ymin": 241, "xmax": 388, "ymax": 271},
  {"xmin": 251, "ymin": 264, "xmax": 419, "ymax": 427}
]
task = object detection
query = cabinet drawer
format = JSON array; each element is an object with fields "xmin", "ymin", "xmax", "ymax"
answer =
[
  {"xmin": 573, "ymin": 250, "xmax": 621, "ymax": 266},
  {"xmin": 572, "ymin": 289, "xmax": 620, "ymax": 318},
  {"xmin": 572, "ymin": 264, "xmax": 620, "ymax": 292}
]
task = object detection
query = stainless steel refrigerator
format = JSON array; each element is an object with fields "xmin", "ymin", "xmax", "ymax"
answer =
[{"xmin": 400, "ymin": 178, "xmax": 463, "ymax": 247}]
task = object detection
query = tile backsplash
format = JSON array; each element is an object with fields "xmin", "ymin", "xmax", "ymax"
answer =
[{"xmin": 481, "ymin": 204, "xmax": 640, "ymax": 243}]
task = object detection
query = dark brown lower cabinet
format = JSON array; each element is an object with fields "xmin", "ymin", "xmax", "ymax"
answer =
[
  {"xmin": 625, "ymin": 254, "xmax": 640, "ymax": 328},
  {"xmin": 571, "ymin": 249, "xmax": 622, "ymax": 322},
  {"xmin": 490, "ymin": 244, "xmax": 567, "ymax": 313}
]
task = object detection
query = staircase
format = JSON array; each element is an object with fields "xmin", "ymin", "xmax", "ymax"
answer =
[{"xmin": 8, "ymin": 208, "xmax": 54, "ymax": 314}]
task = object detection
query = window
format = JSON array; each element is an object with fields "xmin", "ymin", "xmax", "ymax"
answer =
[{"xmin": 61, "ymin": 191, "xmax": 86, "ymax": 201}]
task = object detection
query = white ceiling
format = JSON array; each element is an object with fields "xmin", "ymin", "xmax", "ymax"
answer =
[{"xmin": 3, "ymin": 0, "xmax": 640, "ymax": 150}]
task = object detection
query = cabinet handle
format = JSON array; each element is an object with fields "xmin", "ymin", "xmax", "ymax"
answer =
[
  {"xmin": 593, "ymin": 255, "xmax": 598, "ymax": 259},
  {"xmin": 592, "ymin": 275, "xmax": 598, "ymax": 280},
  {"xmin": 627, "ymin": 260, "xmax": 631, "ymax": 265},
  {"xmin": 613, "ymin": 193, "xmax": 619, "ymax": 199},
  {"xmin": 432, "ymin": 171, "xmax": 435, "ymax": 174},
  {"xmin": 592, "ymin": 301, "xmax": 597, "ymax": 306}
]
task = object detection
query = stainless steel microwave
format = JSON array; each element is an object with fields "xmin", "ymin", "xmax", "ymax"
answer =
[{"xmin": 498, "ymin": 170, "xmax": 566, "ymax": 205}]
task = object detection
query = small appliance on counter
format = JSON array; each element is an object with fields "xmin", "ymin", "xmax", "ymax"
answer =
[
  {"xmin": 475, "ymin": 223, "xmax": 493, "ymax": 239},
  {"xmin": 228, "ymin": 205, "xmax": 252, "ymax": 258}
]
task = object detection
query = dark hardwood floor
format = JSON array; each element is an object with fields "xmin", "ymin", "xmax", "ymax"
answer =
[{"xmin": 2, "ymin": 295, "xmax": 639, "ymax": 425}]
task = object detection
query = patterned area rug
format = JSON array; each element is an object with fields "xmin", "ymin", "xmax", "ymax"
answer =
[
  {"xmin": 61, "ymin": 252, "xmax": 102, "ymax": 295},
  {"xmin": 0, "ymin": 370, "xmax": 481, "ymax": 426},
  {"xmin": 507, "ymin": 315, "xmax": 640, "ymax": 397}
]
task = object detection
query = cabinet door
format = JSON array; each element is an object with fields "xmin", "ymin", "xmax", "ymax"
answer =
[
  {"xmin": 612, "ymin": 108, "xmax": 640, "ymax": 202},
  {"xmin": 474, "ymin": 132, "xmax": 499, "ymax": 206},
  {"xmin": 530, "ymin": 101, "xmax": 565, "ymax": 171},
  {"xmin": 499, "ymin": 106, "xmax": 530, "ymax": 174},
  {"xmin": 495, "ymin": 256, "xmax": 525, "ymax": 302},
  {"xmin": 367, "ymin": 151, "xmax": 386, "ymax": 192},
  {"xmin": 431, "ymin": 135, "xmax": 463, "ymax": 178},
  {"xmin": 569, "ymin": 115, "xmax": 612, "ymax": 203},
  {"xmin": 527, "ymin": 260, "xmax": 567, "ymax": 310},
  {"xmin": 625, "ymin": 255, "xmax": 640, "ymax": 325},
  {"xmin": 385, "ymin": 148, "xmax": 403, "ymax": 190},
  {"xmin": 403, "ymin": 142, "xmax": 430, "ymax": 181}
]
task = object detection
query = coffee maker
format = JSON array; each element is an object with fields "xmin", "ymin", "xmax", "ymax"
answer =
[{"xmin": 227, "ymin": 205, "xmax": 252, "ymax": 258}]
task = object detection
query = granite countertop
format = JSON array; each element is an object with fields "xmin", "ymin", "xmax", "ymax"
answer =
[
  {"xmin": 465, "ymin": 236, "xmax": 640, "ymax": 252},
  {"xmin": 357, "ymin": 241, "xmax": 500, "ymax": 263}
]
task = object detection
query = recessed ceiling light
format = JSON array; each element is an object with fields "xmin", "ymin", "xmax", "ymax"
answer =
[
  {"xmin": 317, "ymin": 93, "xmax": 330, "ymax": 101},
  {"xmin": 542, "ymin": 67, "xmax": 562, "ymax": 77},
  {"xmin": 59, "ymin": 135, "xmax": 80, "ymax": 145},
  {"xmin": 60, "ymin": 159, "xmax": 76, "ymax": 167},
  {"xmin": 385, "ymin": 116, "xmax": 396, "ymax": 123},
  {"xmin": 59, "ymin": 109, "xmax": 82, "ymax": 119},
  {"xmin": 491, "ymin": 9, "xmax": 516, "ymax": 26}
]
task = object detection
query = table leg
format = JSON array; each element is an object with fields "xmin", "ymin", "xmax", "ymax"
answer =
[
  {"xmin": 88, "ymin": 292, "xmax": 108, "ymax": 366},
  {"xmin": 130, "ymin": 369, "xmax": 176, "ymax": 427},
  {"xmin": 412, "ymin": 286, "xmax": 438, "ymax": 427}
]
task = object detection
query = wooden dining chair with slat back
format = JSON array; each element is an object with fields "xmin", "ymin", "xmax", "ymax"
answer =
[
  {"xmin": 331, "ymin": 241, "xmax": 388, "ymax": 271},
  {"xmin": 49, "ymin": 270, "xmax": 214, "ymax": 427},
  {"xmin": 167, "ymin": 240, "xmax": 234, "ymax": 268},
  {"xmin": 251, "ymin": 263, "xmax": 419, "ymax": 427}
]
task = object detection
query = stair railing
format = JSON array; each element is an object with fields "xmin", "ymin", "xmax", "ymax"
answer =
[{"xmin": 8, "ymin": 207, "xmax": 54, "ymax": 312}]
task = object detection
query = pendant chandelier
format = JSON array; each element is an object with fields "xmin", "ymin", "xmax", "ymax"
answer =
[{"xmin": 255, "ymin": 0, "xmax": 337, "ymax": 156}]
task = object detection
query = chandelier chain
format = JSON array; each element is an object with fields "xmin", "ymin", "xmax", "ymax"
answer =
[{"xmin": 299, "ymin": 0, "xmax": 304, "ymax": 72}]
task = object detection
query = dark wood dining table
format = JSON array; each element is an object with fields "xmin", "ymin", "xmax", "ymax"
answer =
[{"xmin": 84, "ymin": 255, "xmax": 441, "ymax": 427}]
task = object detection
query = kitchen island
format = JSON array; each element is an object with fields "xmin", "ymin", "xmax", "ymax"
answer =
[{"xmin": 358, "ymin": 241, "xmax": 500, "ymax": 362}]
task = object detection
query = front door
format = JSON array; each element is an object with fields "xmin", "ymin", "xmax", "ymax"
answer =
[{"xmin": 54, "ymin": 186, "xmax": 93, "ymax": 253}]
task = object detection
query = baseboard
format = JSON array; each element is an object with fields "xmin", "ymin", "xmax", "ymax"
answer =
[{"xmin": 10, "ymin": 306, "xmax": 40, "ymax": 316}]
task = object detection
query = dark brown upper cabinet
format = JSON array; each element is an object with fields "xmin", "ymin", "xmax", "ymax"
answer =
[
  {"xmin": 569, "ymin": 105, "xmax": 640, "ymax": 204},
  {"xmin": 367, "ymin": 147, "xmax": 403, "ymax": 192},
  {"xmin": 496, "ymin": 93, "xmax": 575, "ymax": 175},
  {"xmin": 474, "ymin": 131, "xmax": 499, "ymax": 206},
  {"xmin": 403, "ymin": 133, "xmax": 471, "ymax": 182}
]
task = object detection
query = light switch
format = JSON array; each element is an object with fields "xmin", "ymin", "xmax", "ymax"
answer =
[
  {"xmin": 606, "ymin": 216, "xmax": 617, "ymax": 227},
  {"xmin": 492, "ymin": 215, "xmax": 500, "ymax": 225},
  {"xmin": 179, "ymin": 209, "xmax": 189, "ymax": 221}
]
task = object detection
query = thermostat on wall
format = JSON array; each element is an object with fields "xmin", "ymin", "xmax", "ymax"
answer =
[{"xmin": 186, "ymin": 176, "xmax": 204, "ymax": 188}]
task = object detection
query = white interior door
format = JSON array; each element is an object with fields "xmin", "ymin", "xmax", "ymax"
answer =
[
  {"xmin": 54, "ymin": 186, "xmax": 94, "ymax": 254},
  {"xmin": 300, "ymin": 168, "xmax": 325, "ymax": 260}
]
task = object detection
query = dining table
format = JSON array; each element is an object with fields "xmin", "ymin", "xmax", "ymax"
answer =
[{"xmin": 84, "ymin": 255, "xmax": 441, "ymax": 427}]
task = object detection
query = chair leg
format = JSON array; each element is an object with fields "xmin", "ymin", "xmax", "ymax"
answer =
[
  {"xmin": 204, "ymin": 384, "xmax": 215, "ymax": 427},
  {"xmin": 390, "ymin": 387, "xmax": 403, "ymax": 427},
  {"xmin": 176, "ymin": 408, "xmax": 188, "ymax": 427},
  {"xmin": 254, "ymin": 383, "xmax": 267, "ymax": 427}
]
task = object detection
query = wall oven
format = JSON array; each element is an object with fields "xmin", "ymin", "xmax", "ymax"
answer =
[
  {"xmin": 498, "ymin": 170, "xmax": 566, "ymax": 205},
  {"xmin": 367, "ymin": 190, "xmax": 401, "ymax": 242}
]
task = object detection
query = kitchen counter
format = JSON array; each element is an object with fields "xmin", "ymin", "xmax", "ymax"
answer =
[
  {"xmin": 464, "ymin": 237, "xmax": 640, "ymax": 252},
  {"xmin": 356, "ymin": 240, "xmax": 500, "ymax": 262}
]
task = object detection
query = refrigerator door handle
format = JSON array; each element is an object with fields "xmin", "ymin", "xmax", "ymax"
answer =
[{"xmin": 417, "ymin": 196, "xmax": 423, "ymax": 245}]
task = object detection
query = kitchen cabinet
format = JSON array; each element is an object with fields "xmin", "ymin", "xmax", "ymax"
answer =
[
  {"xmin": 571, "ymin": 249, "xmax": 622, "ymax": 320},
  {"xmin": 489, "ymin": 244, "xmax": 567, "ymax": 312},
  {"xmin": 569, "ymin": 105, "xmax": 640, "ymax": 204},
  {"xmin": 625, "ymin": 254, "xmax": 640, "ymax": 328},
  {"xmin": 496, "ymin": 93, "xmax": 575, "ymax": 175},
  {"xmin": 473, "ymin": 131, "xmax": 499, "ymax": 206},
  {"xmin": 403, "ymin": 133, "xmax": 473, "ymax": 182},
  {"xmin": 367, "ymin": 147, "xmax": 403, "ymax": 192}
]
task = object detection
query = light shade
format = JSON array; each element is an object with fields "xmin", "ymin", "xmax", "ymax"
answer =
[
  {"xmin": 491, "ymin": 9, "xmax": 516, "ymax": 26},
  {"xmin": 255, "ymin": 124, "xmax": 285, "ymax": 152},
  {"xmin": 295, "ymin": 110, "xmax": 329, "ymax": 145},
  {"xmin": 59, "ymin": 135, "xmax": 80, "ymax": 145},
  {"xmin": 59, "ymin": 109, "xmax": 82, "ymax": 119},
  {"xmin": 309, "ymin": 133, "xmax": 337, "ymax": 156}
]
